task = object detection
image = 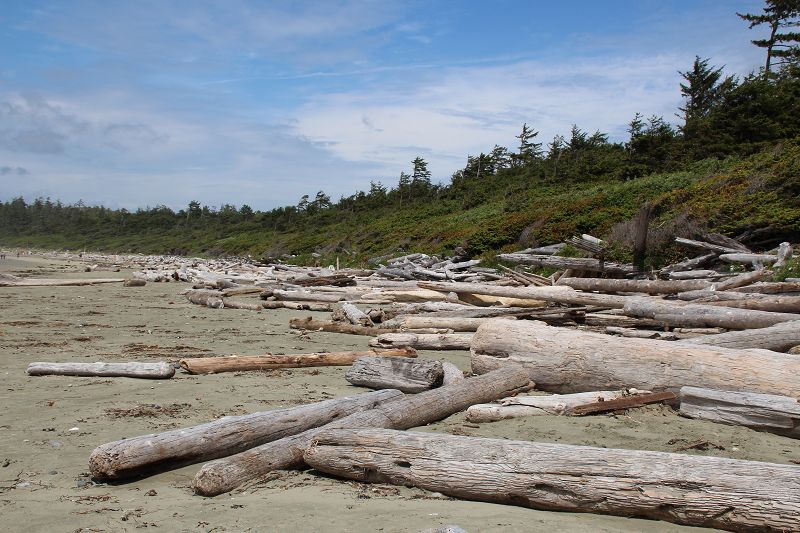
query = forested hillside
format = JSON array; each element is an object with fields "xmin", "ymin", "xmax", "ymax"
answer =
[{"xmin": 3, "ymin": 4, "xmax": 800, "ymax": 268}]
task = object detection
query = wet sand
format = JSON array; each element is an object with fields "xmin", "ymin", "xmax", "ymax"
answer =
[{"xmin": 2, "ymin": 255, "xmax": 799, "ymax": 532}]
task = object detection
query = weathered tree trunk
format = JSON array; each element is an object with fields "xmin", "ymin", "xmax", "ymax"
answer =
[
  {"xmin": 774, "ymin": 242, "xmax": 793, "ymax": 268},
  {"xmin": 289, "ymin": 317, "xmax": 399, "ymax": 336},
  {"xmin": 261, "ymin": 300, "xmax": 333, "ymax": 311},
  {"xmin": 89, "ymin": 389, "xmax": 402, "ymax": 481},
  {"xmin": 221, "ymin": 298, "xmax": 263, "ymax": 311},
  {"xmin": 346, "ymin": 356, "xmax": 443, "ymax": 393},
  {"xmin": 27, "ymin": 361, "xmax": 174, "ymax": 379},
  {"xmin": 380, "ymin": 316, "xmax": 515, "ymax": 332},
  {"xmin": 370, "ymin": 332, "xmax": 473, "ymax": 350},
  {"xmin": 441, "ymin": 361, "xmax": 464, "ymax": 384},
  {"xmin": 680, "ymin": 320, "xmax": 800, "ymax": 351},
  {"xmin": 558, "ymin": 277, "xmax": 710, "ymax": 295},
  {"xmin": 185, "ymin": 289, "xmax": 224, "ymax": 308},
  {"xmin": 659, "ymin": 253, "xmax": 717, "ymax": 274},
  {"xmin": 192, "ymin": 366, "xmax": 531, "ymax": 496},
  {"xmin": 668, "ymin": 270, "xmax": 718, "ymax": 280},
  {"xmin": 622, "ymin": 298, "xmax": 800, "ymax": 329},
  {"xmin": 340, "ymin": 302, "xmax": 373, "ymax": 326},
  {"xmin": 0, "ymin": 277, "xmax": 126, "ymax": 287},
  {"xmin": 179, "ymin": 348, "xmax": 417, "ymax": 374},
  {"xmin": 582, "ymin": 313, "xmax": 663, "ymax": 328},
  {"xmin": 732, "ymin": 281, "xmax": 800, "ymax": 294},
  {"xmin": 418, "ymin": 281, "xmax": 628, "ymax": 308},
  {"xmin": 696, "ymin": 295, "xmax": 800, "ymax": 313},
  {"xmin": 471, "ymin": 319, "xmax": 800, "ymax": 396},
  {"xmin": 466, "ymin": 390, "xmax": 644, "ymax": 422},
  {"xmin": 272, "ymin": 289, "xmax": 344, "ymax": 303},
  {"xmin": 711, "ymin": 269, "xmax": 766, "ymax": 291},
  {"xmin": 675, "ymin": 237, "xmax": 742, "ymax": 254},
  {"xmin": 304, "ymin": 428, "xmax": 800, "ymax": 533},
  {"xmin": 605, "ymin": 327, "xmax": 677, "ymax": 340},
  {"xmin": 719, "ymin": 253, "xmax": 778, "ymax": 265},
  {"xmin": 497, "ymin": 254, "xmax": 635, "ymax": 275},
  {"xmin": 679, "ymin": 386, "xmax": 800, "ymax": 438},
  {"xmin": 570, "ymin": 391, "xmax": 676, "ymax": 415}
]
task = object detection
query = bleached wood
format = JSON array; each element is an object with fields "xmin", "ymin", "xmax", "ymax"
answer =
[
  {"xmin": 675, "ymin": 237, "xmax": 742, "ymax": 254},
  {"xmin": 711, "ymin": 269, "xmax": 767, "ymax": 291},
  {"xmin": 466, "ymin": 390, "xmax": 644, "ymax": 422},
  {"xmin": 27, "ymin": 361, "xmax": 174, "ymax": 379},
  {"xmin": 346, "ymin": 356, "xmax": 443, "ymax": 393},
  {"xmin": 622, "ymin": 298, "xmax": 800, "ymax": 329},
  {"xmin": 341, "ymin": 302, "xmax": 373, "ymax": 326},
  {"xmin": 679, "ymin": 386, "xmax": 800, "ymax": 438},
  {"xmin": 273, "ymin": 289, "xmax": 344, "ymax": 303},
  {"xmin": 441, "ymin": 361, "xmax": 464, "ymax": 384},
  {"xmin": 370, "ymin": 332, "xmax": 473, "ymax": 350},
  {"xmin": 192, "ymin": 366, "xmax": 532, "ymax": 496},
  {"xmin": 304, "ymin": 428, "xmax": 800, "ymax": 532},
  {"xmin": 380, "ymin": 316, "xmax": 515, "ymax": 332},
  {"xmin": 261, "ymin": 300, "xmax": 333, "ymax": 311},
  {"xmin": 89, "ymin": 389, "xmax": 402, "ymax": 481},
  {"xmin": 471, "ymin": 319, "xmax": 800, "ymax": 396},
  {"xmin": 680, "ymin": 320, "xmax": 800, "ymax": 351},
  {"xmin": 659, "ymin": 252, "xmax": 717, "ymax": 274},
  {"xmin": 497, "ymin": 254, "xmax": 635, "ymax": 275},
  {"xmin": 605, "ymin": 327, "xmax": 677, "ymax": 340},
  {"xmin": 774, "ymin": 242, "xmax": 793, "ymax": 268},
  {"xmin": 719, "ymin": 253, "xmax": 778, "ymax": 265},
  {"xmin": 179, "ymin": 348, "xmax": 417, "ymax": 374},
  {"xmin": 558, "ymin": 277, "xmax": 710, "ymax": 294},
  {"xmin": 418, "ymin": 281, "xmax": 628, "ymax": 308},
  {"xmin": 0, "ymin": 277, "xmax": 125, "ymax": 287},
  {"xmin": 668, "ymin": 270, "xmax": 717, "ymax": 280}
]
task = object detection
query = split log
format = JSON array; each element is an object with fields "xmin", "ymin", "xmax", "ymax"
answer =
[
  {"xmin": 371, "ymin": 333, "xmax": 473, "ymax": 351},
  {"xmin": 89, "ymin": 389, "xmax": 402, "ymax": 481},
  {"xmin": 570, "ymin": 391, "xmax": 676, "ymax": 415},
  {"xmin": 558, "ymin": 277, "xmax": 710, "ymax": 295},
  {"xmin": 471, "ymin": 319, "xmax": 800, "ymax": 396},
  {"xmin": 681, "ymin": 320, "xmax": 800, "ymax": 351},
  {"xmin": 622, "ymin": 298, "xmax": 800, "ymax": 329},
  {"xmin": 261, "ymin": 301, "xmax": 333, "ymax": 312},
  {"xmin": 719, "ymin": 253, "xmax": 778, "ymax": 266},
  {"xmin": 497, "ymin": 254, "xmax": 635, "ymax": 275},
  {"xmin": 0, "ymin": 277, "xmax": 126, "ymax": 287},
  {"xmin": 466, "ymin": 390, "xmax": 647, "ymax": 422},
  {"xmin": 679, "ymin": 386, "xmax": 800, "ymax": 438},
  {"xmin": 304, "ymin": 428, "xmax": 800, "ymax": 533},
  {"xmin": 192, "ymin": 366, "xmax": 531, "ymax": 496},
  {"xmin": 346, "ymin": 357, "xmax": 443, "ymax": 393},
  {"xmin": 675, "ymin": 237, "xmax": 742, "ymax": 254},
  {"xmin": 441, "ymin": 361, "xmax": 464, "ymax": 384},
  {"xmin": 380, "ymin": 316, "xmax": 515, "ymax": 332},
  {"xmin": 178, "ymin": 348, "xmax": 418, "ymax": 374},
  {"xmin": 27, "ymin": 361, "xmax": 175, "ymax": 379},
  {"xmin": 418, "ymin": 282, "xmax": 628, "ymax": 308},
  {"xmin": 341, "ymin": 302, "xmax": 373, "ymax": 327}
]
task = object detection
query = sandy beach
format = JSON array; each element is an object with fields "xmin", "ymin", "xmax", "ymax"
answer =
[{"xmin": 2, "ymin": 255, "xmax": 799, "ymax": 532}]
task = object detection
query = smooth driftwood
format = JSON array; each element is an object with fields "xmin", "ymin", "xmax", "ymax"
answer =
[
  {"xmin": 261, "ymin": 301, "xmax": 333, "ymax": 312},
  {"xmin": 681, "ymin": 320, "xmax": 800, "ymax": 352},
  {"xmin": 0, "ymin": 277, "xmax": 126, "ymax": 287},
  {"xmin": 732, "ymin": 281, "xmax": 800, "ymax": 294},
  {"xmin": 193, "ymin": 366, "xmax": 532, "ymax": 496},
  {"xmin": 470, "ymin": 319, "xmax": 800, "ymax": 396},
  {"xmin": 418, "ymin": 281, "xmax": 628, "ymax": 308},
  {"xmin": 497, "ymin": 254, "xmax": 635, "ymax": 275},
  {"xmin": 304, "ymin": 428, "xmax": 800, "ymax": 533},
  {"xmin": 341, "ymin": 302, "xmax": 373, "ymax": 327},
  {"xmin": 679, "ymin": 386, "xmax": 800, "ymax": 438},
  {"xmin": 179, "ymin": 348, "xmax": 418, "ymax": 374},
  {"xmin": 622, "ymin": 298, "xmax": 800, "ymax": 329},
  {"xmin": 660, "ymin": 253, "xmax": 717, "ymax": 274},
  {"xmin": 89, "ymin": 389, "xmax": 402, "ymax": 481},
  {"xmin": 346, "ymin": 356, "xmax": 444, "ymax": 393},
  {"xmin": 185, "ymin": 289, "xmax": 224, "ymax": 308},
  {"xmin": 719, "ymin": 253, "xmax": 778, "ymax": 265},
  {"xmin": 711, "ymin": 269, "xmax": 766, "ymax": 291},
  {"xmin": 272, "ymin": 289, "xmax": 344, "ymax": 303},
  {"xmin": 27, "ymin": 361, "xmax": 175, "ymax": 379},
  {"xmin": 695, "ymin": 294, "xmax": 800, "ymax": 313},
  {"xmin": 466, "ymin": 390, "xmax": 647, "ymax": 423},
  {"xmin": 667, "ymin": 269, "xmax": 718, "ymax": 280},
  {"xmin": 380, "ymin": 316, "xmax": 515, "ymax": 332},
  {"xmin": 371, "ymin": 332, "xmax": 473, "ymax": 351},
  {"xmin": 558, "ymin": 277, "xmax": 710, "ymax": 295},
  {"xmin": 675, "ymin": 237, "xmax": 742, "ymax": 254},
  {"xmin": 441, "ymin": 361, "xmax": 464, "ymax": 384}
]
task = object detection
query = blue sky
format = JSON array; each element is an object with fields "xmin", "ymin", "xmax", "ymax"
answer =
[{"xmin": 0, "ymin": 0, "xmax": 768, "ymax": 210}]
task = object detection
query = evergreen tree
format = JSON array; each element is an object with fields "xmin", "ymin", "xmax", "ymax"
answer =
[
  {"xmin": 738, "ymin": 0, "xmax": 800, "ymax": 74},
  {"xmin": 410, "ymin": 156, "xmax": 432, "ymax": 198},
  {"xmin": 514, "ymin": 123, "xmax": 542, "ymax": 166},
  {"xmin": 678, "ymin": 57, "xmax": 736, "ymax": 135}
]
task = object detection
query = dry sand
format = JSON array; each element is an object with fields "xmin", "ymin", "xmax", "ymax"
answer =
[{"xmin": 2, "ymin": 255, "xmax": 799, "ymax": 532}]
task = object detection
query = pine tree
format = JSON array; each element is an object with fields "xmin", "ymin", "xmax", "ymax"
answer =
[
  {"xmin": 514, "ymin": 123, "xmax": 542, "ymax": 166},
  {"xmin": 738, "ymin": 1, "xmax": 800, "ymax": 74}
]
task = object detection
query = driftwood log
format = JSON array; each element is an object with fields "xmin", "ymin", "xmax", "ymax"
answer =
[
  {"xmin": 679, "ymin": 386, "xmax": 800, "ymax": 438},
  {"xmin": 345, "ymin": 356, "xmax": 443, "ymax": 393},
  {"xmin": 261, "ymin": 301, "xmax": 333, "ymax": 311},
  {"xmin": 304, "ymin": 428, "xmax": 800, "ymax": 532},
  {"xmin": 497, "ymin": 254, "xmax": 635, "ymax": 275},
  {"xmin": 680, "ymin": 320, "xmax": 800, "ymax": 351},
  {"xmin": 340, "ymin": 302, "xmax": 373, "ymax": 326},
  {"xmin": 558, "ymin": 277, "xmax": 710, "ymax": 294},
  {"xmin": 470, "ymin": 319, "xmax": 800, "ymax": 396},
  {"xmin": 192, "ymin": 366, "xmax": 532, "ymax": 496},
  {"xmin": 89, "ymin": 389, "xmax": 401, "ymax": 481},
  {"xmin": 622, "ymin": 299, "xmax": 800, "ymax": 329},
  {"xmin": 179, "ymin": 348, "xmax": 417, "ymax": 374},
  {"xmin": 0, "ymin": 277, "xmax": 125, "ymax": 287},
  {"xmin": 27, "ymin": 362, "xmax": 174, "ymax": 379},
  {"xmin": 380, "ymin": 316, "xmax": 514, "ymax": 332},
  {"xmin": 370, "ymin": 332, "xmax": 473, "ymax": 350},
  {"xmin": 441, "ymin": 361, "xmax": 464, "ymax": 384},
  {"xmin": 418, "ymin": 282, "xmax": 628, "ymax": 308}
]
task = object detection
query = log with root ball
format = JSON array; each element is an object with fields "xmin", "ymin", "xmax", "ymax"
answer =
[
  {"xmin": 470, "ymin": 319, "xmax": 800, "ymax": 396},
  {"xmin": 345, "ymin": 356, "xmax": 443, "ymax": 393},
  {"xmin": 192, "ymin": 366, "xmax": 532, "ymax": 496},
  {"xmin": 179, "ymin": 348, "xmax": 418, "ymax": 375},
  {"xmin": 89, "ymin": 389, "xmax": 402, "ymax": 481},
  {"xmin": 27, "ymin": 361, "xmax": 175, "ymax": 379},
  {"xmin": 303, "ymin": 428, "xmax": 800, "ymax": 533}
]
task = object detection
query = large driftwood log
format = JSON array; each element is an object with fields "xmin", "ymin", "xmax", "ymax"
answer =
[
  {"xmin": 679, "ymin": 386, "xmax": 800, "ymax": 438},
  {"xmin": 441, "ymin": 361, "xmax": 464, "ymax": 384},
  {"xmin": 470, "ymin": 319, "xmax": 800, "ymax": 396},
  {"xmin": 345, "ymin": 356, "xmax": 443, "ymax": 393},
  {"xmin": 261, "ymin": 301, "xmax": 333, "ymax": 311},
  {"xmin": 694, "ymin": 294, "xmax": 800, "ymax": 313},
  {"xmin": 418, "ymin": 282, "xmax": 628, "ymax": 308},
  {"xmin": 659, "ymin": 253, "xmax": 717, "ymax": 274},
  {"xmin": 89, "ymin": 389, "xmax": 401, "ymax": 481},
  {"xmin": 497, "ymin": 254, "xmax": 635, "ymax": 275},
  {"xmin": 668, "ymin": 269, "xmax": 718, "ymax": 280},
  {"xmin": 179, "ymin": 348, "xmax": 417, "ymax": 374},
  {"xmin": 732, "ymin": 281, "xmax": 800, "ymax": 294},
  {"xmin": 185, "ymin": 289, "xmax": 224, "ymax": 308},
  {"xmin": 622, "ymin": 298, "xmax": 800, "ymax": 329},
  {"xmin": 380, "ymin": 316, "xmax": 514, "ymax": 332},
  {"xmin": 304, "ymin": 428, "xmax": 800, "ymax": 533},
  {"xmin": 680, "ymin": 320, "xmax": 800, "ymax": 351},
  {"xmin": 466, "ymin": 390, "xmax": 645, "ymax": 423},
  {"xmin": 719, "ymin": 253, "xmax": 778, "ymax": 265},
  {"xmin": 711, "ymin": 269, "xmax": 766, "ymax": 291},
  {"xmin": 289, "ymin": 317, "xmax": 400, "ymax": 336},
  {"xmin": 674, "ymin": 237, "xmax": 742, "ymax": 254},
  {"xmin": 192, "ymin": 366, "xmax": 531, "ymax": 496},
  {"xmin": 27, "ymin": 362, "xmax": 174, "ymax": 379},
  {"xmin": 0, "ymin": 277, "xmax": 125, "ymax": 287},
  {"xmin": 272, "ymin": 289, "xmax": 344, "ymax": 303},
  {"xmin": 340, "ymin": 302, "xmax": 373, "ymax": 326},
  {"xmin": 558, "ymin": 277, "xmax": 710, "ymax": 295},
  {"xmin": 370, "ymin": 332, "xmax": 473, "ymax": 350}
]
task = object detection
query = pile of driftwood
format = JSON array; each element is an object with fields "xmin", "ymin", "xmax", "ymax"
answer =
[{"xmin": 372, "ymin": 251, "xmax": 500, "ymax": 282}]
